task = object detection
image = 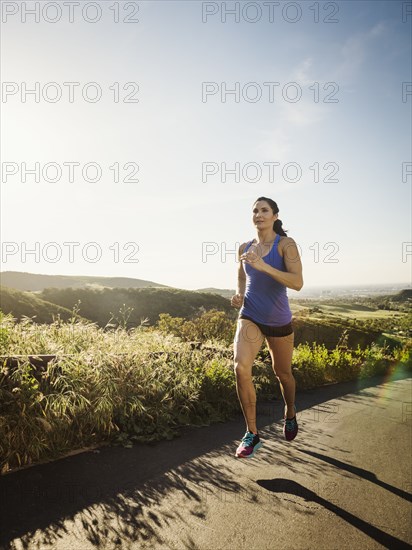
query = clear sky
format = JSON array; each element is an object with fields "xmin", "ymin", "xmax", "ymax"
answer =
[{"xmin": 1, "ymin": 0, "xmax": 411, "ymax": 294}]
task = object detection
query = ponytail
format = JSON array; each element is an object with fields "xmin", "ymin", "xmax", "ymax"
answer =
[{"xmin": 273, "ymin": 218, "xmax": 288, "ymax": 237}]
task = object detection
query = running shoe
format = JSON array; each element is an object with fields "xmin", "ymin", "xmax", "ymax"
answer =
[
  {"xmin": 283, "ymin": 404, "xmax": 298, "ymax": 441},
  {"xmin": 235, "ymin": 431, "xmax": 262, "ymax": 458}
]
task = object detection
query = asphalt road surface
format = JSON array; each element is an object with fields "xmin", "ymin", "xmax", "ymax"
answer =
[{"xmin": 1, "ymin": 372, "xmax": 411, "ymax": 550}]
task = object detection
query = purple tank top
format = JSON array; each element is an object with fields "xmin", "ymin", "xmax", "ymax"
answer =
[{"xmin": 238, "ymin": 234, "xmax": 292, "ymax": 327}]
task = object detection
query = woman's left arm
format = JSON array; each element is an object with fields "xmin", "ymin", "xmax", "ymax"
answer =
[{"xmin": 261, "ymin": 238, "xmax": 304, "ymax": 291}]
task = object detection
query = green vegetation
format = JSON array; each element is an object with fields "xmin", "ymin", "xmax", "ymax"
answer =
[
  {"xmin": 0, "ymin": 307, "xmax": 410, "ymax": 474},
  {"xmin": 156, "ymin": 310, "xmax": 236, "ymax": 345},
  {"xmin": 0, "ymin": 284, "xmax": 235, "ymax": 328},
  {"xmin": 0, "ymin": 285, "xmax": 82, "ymax": 324},
  {"xmin": 38, "ymin": 286, "xmax": 234, "ymax": 328}
]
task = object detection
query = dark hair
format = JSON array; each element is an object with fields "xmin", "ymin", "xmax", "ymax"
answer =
[{"xmin": 254, "ymin": 196, "xmax": 288, "ymax": 236}]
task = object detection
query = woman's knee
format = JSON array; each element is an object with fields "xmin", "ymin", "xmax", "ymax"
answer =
[
  {"xmin": 233, "ymin": 361, "xmax": 253, "ymax": 379},
  {"xmin": 274, "ymin": 370, "xmax": 294, "ymax": 383}
]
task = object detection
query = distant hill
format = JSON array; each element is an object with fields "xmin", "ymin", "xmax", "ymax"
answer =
[
  {"xmin": 296, "ymin": 289, "xmax": 411, "ymax": 311},
  {"xmin": 0, "ymin": 285, "xmax": 83, "ymax": 323},
  {"xmin": 371, "ymin": 289, "xmax": 412, "ymax": 310},
  {"xmin": 37, "ymin": 286, "xmax": 234, "ymax": 328},
  {"xmin": 387, "ymin": 289, "xmax": 412, "ymax": 303},
  {"xmin": 0, "ymin": 271, "xmax": 169, "ymax": 292},
  {"xmin": 195, "ymin": 288, "xmax": 235, "ymax": 299},
  {"xmin": 0, "ymin": 272, "xmax": 234, "ymax": 300}
]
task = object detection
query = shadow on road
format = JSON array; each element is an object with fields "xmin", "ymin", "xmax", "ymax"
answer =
[
  {"xmin": 0, "ymin": 368, "xmax": 410, "ymax": 549},
  {"xmin": 298, "ymin": 449, "xmax": 412, "ymax": 502},
  {"xmin": 256, "ymin": 478, "xmax": 411, "ymax": 550}
]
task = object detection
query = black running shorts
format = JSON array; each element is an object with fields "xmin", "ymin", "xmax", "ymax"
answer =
[{"xmin": 239, "ymin": 313, "xmax": 294, "ymax": 337}]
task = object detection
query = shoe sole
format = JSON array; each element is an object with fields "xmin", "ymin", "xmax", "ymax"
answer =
[
  {"xmin": 284, "ymin": 429, "xmax": 298, "ymax": 441},
  {"xmin": 284, "ymin": 404, "xmax": 298, "ymax": 441},
  {"xmin": 235, "ymin": 441, "xmax": 263, "ymax": 458}
]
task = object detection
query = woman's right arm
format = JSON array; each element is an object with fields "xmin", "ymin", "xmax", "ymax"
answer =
[
  {"xmin": 236, "ymin": 242, "xmax": 247, "ymax": 295},
  {"xmin": 231, "ymin": 242, "xmax": 247, "ymax": 308}
]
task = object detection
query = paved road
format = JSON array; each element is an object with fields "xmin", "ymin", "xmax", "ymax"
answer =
[{"xmin": 1, "ymin": 372, "xmax": 411, "ymax": 550}]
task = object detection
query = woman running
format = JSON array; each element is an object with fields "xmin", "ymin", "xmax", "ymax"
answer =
[{"xmin": 231, "ymin": 197, "xmax": 303, "ymax": 458}]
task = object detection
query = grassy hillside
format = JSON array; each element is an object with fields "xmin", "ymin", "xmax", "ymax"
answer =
[
  {"xmin": 0, "ymin": 271, "xmax": 169, "ymax": 291},
  {"xmin": 38, "ymin": 286, "xmax": 235, "ymax": 328},
  {"xmin": 0, "ymin": 286, "xmax": 80, "ymax": 323}
]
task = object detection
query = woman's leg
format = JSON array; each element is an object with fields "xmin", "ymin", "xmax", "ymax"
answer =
[
  {"xmin": 265, "ymin": 331, "xmax": 296, "ymax": 418},
  {"xmin": 233, "ymin": 318, "xmax": 265, "ymax": 433}
]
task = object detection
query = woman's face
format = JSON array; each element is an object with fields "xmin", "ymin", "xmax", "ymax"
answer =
[{"xmin": 252, "ymin": 200, "xmax": 278, "ymax": 229}]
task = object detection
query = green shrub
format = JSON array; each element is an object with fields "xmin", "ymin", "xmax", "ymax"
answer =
[
  {"xmin": 326, "ymin": 348, "xmax": 361, "ymax": 382},
  {"xmin": 359, "ymin": 343, "xmax": 392, "ymax": 378},
  {"xmin": 194, "ymin": 357, "xmax": 238, "ymax": 421},
  {"xmin": 392, "ymin": 341, "xmax": 412, "ymax": 369},
  {"xmin": 291, "ymin": 343, "xmax": 328, "ymax": 388},
  {"xmin": 156, "ymin": 309, "xmax": 236, "ymax": 345},
  {"xmin": 156, "ymin": 313, "xmax": 185, "ymax": 338}
]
